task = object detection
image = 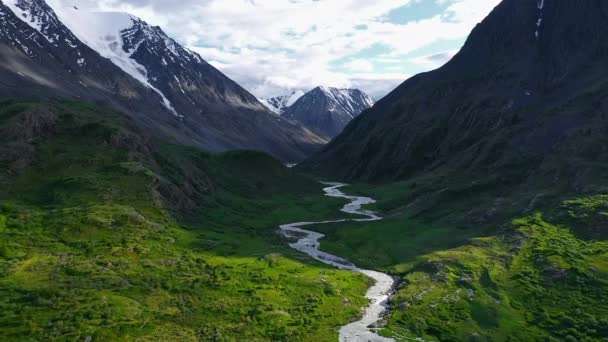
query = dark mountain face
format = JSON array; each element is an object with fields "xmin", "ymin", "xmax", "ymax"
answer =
[
  {"xmin": 302, "ymin": 0, "xmax": 608, "ymax": 189},
  {"xmin": 283, "ymin": 87, "xmax": 375, "ymax": 139},
  {"xmin": 0, "ymin": 0, "xmax": 326, "ymax": 162}
]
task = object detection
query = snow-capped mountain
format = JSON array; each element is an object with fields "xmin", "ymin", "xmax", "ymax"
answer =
[
  {"xmin": 0, "ymin": 0, "xmax": 327, "ymax": 161},
  {"xmin": 259, "ymin": 90, "xmax": 305, "ymax": 115},
  {"xmin": 55, "ymin": 9, "xmax": 180, "ymax": 115},
  {"xmin": 0, "ymin": 0, "xmax": 168, "ymax": 112},
  {"xmin": 54, "ymin": 6, "xmax": 269, "ymax": 118},
  {"xmin": 282, "ymin": 86, "xmax": 375, "ymax": 139}
]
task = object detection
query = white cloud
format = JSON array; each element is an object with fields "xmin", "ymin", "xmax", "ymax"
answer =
[
  {"xmin": 343, "ymin": 59, "xmax": 376, "ymax": 73},
  {"xmin": 48, "ymin": 0, "xmax": 501, "ymax": 99},
  {"xmin": 350, "ymin": 73, "xmax": 411, "ymax": 100}
]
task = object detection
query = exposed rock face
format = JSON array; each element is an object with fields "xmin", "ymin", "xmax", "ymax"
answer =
[
  {"xmin": 0, "ymin": 105, "xmax": 58, "ymax": 173},
  {"xmin": 301, "ymin": 0, "xmax": 608, "ymax": 184}
]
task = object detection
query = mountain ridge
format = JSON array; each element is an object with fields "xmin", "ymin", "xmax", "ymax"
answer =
[
  {"xmin": 0, "ymin": 0, "xmax": 327, "ymax": 162},
  {"xmin": 259, "ymin": 90, "xmax": 305, "ymax": 115},
  {"xmin": 262, "ymin": 86, "xmax": 375, "ymax": 139},
  {"xmin": 301, "ymin": 0, "xmax": 608, "ymax": 184}
]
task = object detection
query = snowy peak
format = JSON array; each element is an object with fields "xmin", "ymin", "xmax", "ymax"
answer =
[
  {"xmin": 311, "ymin": 86, "xmax": 375, "ymax": 118},
  {"xmin": 53, "ymin": 7, "xmax": 180, "ymax": 115},
  {"xmin": 118, "ymin": 13, "xmax": 202, "ymax": 65},
  {"xmin": 259, "ymin": 90, "xmax": 305, "ymax": 115},
  {"xmin": 51, "ymin": 6, "xmax": 267, "ymax": 117},
  {"xmin": 282, "ymin": 86, "xmax": 375, "ymax": 138},
  {"xmin": 2, "ymin": 0, "xmax": 86, "ymax": 60},
  {"xmin": 4, "ymin": 0, "xmax": 66, "ymax": 43},
  {"xmin": 0, "ymin": 0, "xmax": 326, "ymax": 161}
]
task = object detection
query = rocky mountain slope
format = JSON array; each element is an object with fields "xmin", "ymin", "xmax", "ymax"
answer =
[
  {"xmin": 0, "ymin": 0, "xmax": 326, "ymax": 162},
  {"xmin": 302, "ymin": 0, "xmax": 608, "ymax": 186},
  {"xmin": 263, "ymin": 86, "xmax": 374, "ymax": 139}
]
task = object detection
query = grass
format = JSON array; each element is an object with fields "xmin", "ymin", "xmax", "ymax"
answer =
[
  {"xmin": 1, "ymin": 98, "xmax": 606, "ymax": 341},
  {"xmin": 0, "ymin": 99, "xmax": 370, "ymax": 341},
  {"xmin": 311, "ymin": 180, "xmax": 608, "ymax": 341},
  {"xmin": 315, "ymin": 213, "xmax": 476, "ymax": 273}
]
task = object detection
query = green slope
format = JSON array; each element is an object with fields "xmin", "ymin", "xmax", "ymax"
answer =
[
  {"xmin": 312, "ymin": 180, "xmax": 608, "ymax": 341},
  {"xmin": 2, "ymin": 98, "xmax": 605, "ymax": 342},
  {"xmin": 0, "ymin": 99, "xmax": 369, "ymax": 341}
]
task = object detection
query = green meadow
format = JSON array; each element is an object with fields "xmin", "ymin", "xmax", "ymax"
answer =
[
  {"xmin": 0, "ymin": 100, "xmax": 369, "ymax": 341},
  {"xmin": 1, "ymin": 99, "xmax": 606, "ymax": 341},
  {"xmin": 313, "ymin": 181, "xmax": 608, "ymax": 341}
]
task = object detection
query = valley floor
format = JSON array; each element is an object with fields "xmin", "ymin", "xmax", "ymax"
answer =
[
  {"xmin": 0, "ymin": 99, "xmax": 606, "ymax": 342},
  {"xmin": 280, "ymin": 183, "xmax": 394, "ymax": 342},
  {"xmin": 313, "ymin": 182, "xmax": 608, "ymax": 342},
  {"xmin": 0, "ymin": 100, "xmax": 372, "ymax": 341}
]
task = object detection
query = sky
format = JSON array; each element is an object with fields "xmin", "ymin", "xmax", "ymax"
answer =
[{"xmin": 48, "ymin": 0, "xmax": 501, "ymax": 99}]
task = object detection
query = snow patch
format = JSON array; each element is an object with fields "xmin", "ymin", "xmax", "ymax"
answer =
[
  {"xmin": 286, "ymin": 90, "xmax": 305, "ymax": 106},
  {"xmin": 173, "ymin": 74, "xmax": 187, "ymax": 94},
  {"xmin": 258, "ymin": 98, "xmax": 280, "ymax": 114},
  {"xmin": 535, "ymin": 0, "xmax": 545, "ymax": 39},
  {"xmin": 317, "ymin": 86, "xmax": 375, "ymax": 118},
  {"xmin": 4, "ymin": 0, "xmax": 50, "ymax": 42},
  {"xmin": 260, "ymin": 90, "xmax": 305, "ymax": 115},
  {"xmin": 65, "ymin": 38, "xmax": 77, "ymax": 48}
]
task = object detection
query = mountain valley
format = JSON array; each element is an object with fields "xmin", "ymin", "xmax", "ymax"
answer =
[{"xmin": 1, "ymin": 0, "xmax": 607, "ymax": 341}]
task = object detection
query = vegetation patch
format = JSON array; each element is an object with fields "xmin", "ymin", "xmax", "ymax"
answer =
[
  {"xmin": 0, "ymin": 100, "xmax": 369, "ymax": 341},
  {"xmin": 314, "ymin": 182, "xmax": 608, "ymax": 341}
]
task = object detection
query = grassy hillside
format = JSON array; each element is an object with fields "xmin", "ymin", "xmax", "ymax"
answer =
[
  {"xmin": 313, "ymin": 179, "xmax": 608, "ymax": 341},
  {"xmin": 2, "ymin": 98, "xmax": 605, "ymax": 342},
  {"xmin": 0, "ymin": 99, "xmax": 370, "ymax": 341}
]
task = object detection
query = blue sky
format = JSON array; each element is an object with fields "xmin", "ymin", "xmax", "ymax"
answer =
[{"xmin": 51, "ymin": 0, "xmax": 501, "ymax": 99}]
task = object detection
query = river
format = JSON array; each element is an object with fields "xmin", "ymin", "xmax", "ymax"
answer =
[{"xmin": 280, "ymin": 182, "xmax": 395, "ymax": 342}]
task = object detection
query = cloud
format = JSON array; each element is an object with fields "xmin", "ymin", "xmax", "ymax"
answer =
[
  {"xmin": 343, "ymin": 59, "xmax": 376, "ymax": 73},
  {"xmin": 350, "ymin": 74, "xmax": 411, "ymax": 100},
  {"xmin": 49, "ymin": 0, "xmax": 500, "ymax": 98}
]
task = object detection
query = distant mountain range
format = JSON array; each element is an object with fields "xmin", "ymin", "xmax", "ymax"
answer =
[
  {"xmin": 0, "ymin": 0, "xmax": 327, "ymax": 162},
  {"xmin": 261, "ymin": 86, "xmax": 374, "ymax": 139}
]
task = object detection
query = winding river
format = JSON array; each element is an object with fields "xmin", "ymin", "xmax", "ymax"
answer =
[{"xmin": 280, "ymin": 182, "xmax": 395, "ymax": 342}]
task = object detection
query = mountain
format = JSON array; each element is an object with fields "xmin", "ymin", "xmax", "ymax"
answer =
[
  {"xmin": 259, "ymin": 90, "xmax": 305, "ymax": 115},
  {"xmin": 0, "ymin": 0, "xmax": 326, "ymax": 162},
  {"xmin": 0, "ymin": 0, "xmax": 166, "ymax": 114},
  {"xmin": 298, "ymin": 2, "xmax": 608, "ymax": 340},
  {"xmin": 284, "ymin": 86, "xmax": 375, "ymax": 139},
  {"xmin": 302, "ymin": 0, "xmax": 608, "ymax": 186},
  {"xmin": 263, "ymin": 86, "xmax": 375, "ymax": 139}
]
